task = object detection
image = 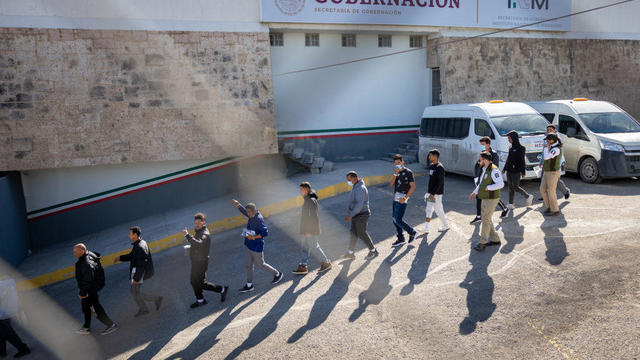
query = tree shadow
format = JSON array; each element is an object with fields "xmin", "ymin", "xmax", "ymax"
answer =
[
  {"xmin": 287, "ymin": 259, "xmax": 370, "ymax": 343},
  {"xmin": 224, "ymin": 274, "xmax": 322, "ymax": 359},
  {"xmin": 541, "ymin": 203, "xmax": 569, "ymax": 266},
  {"xmin": 499, "ymin": 208, "xmax": 531, "ymax": 254},
  {"xmin": 458, "ymin": 244, "xmax": 499, "ymax": 335},
  {"xmin": 348, "ymin": 246, "xmax": 412, "ymax": 322},
  {"xmin": 400, "ymin": 232, "xmax": 445, "ymax": 296}
]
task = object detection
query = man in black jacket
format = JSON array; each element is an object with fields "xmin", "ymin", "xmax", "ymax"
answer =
[
  {"xmin": 424, "ymin": 149, "xmax": 449, "ymax": 233},
  {"xmin": 479, "ymin": 136, "xmax": 509, "ymax": 218},
  {"xmin": 114, "ymin": 227, "xmax": 162, "ymax": 317},
  {"xmin": 503, "ymin": 131, "xmax": 533, "ymax": 210},
  {"xmin": 74, "ymin": 243, "xmax": 118, "ymax": 335},
  {"xmin": 292, "ymin": 182, "xmax": 332, "ymax": 275},
  {"xmin": 181, "ymin": 213, "xmax": 228, "ymax": 308}
]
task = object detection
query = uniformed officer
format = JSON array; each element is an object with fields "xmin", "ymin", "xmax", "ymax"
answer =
[{"xmin": 469, "ymin": 151, "xmax": 505, "ymax": 251}]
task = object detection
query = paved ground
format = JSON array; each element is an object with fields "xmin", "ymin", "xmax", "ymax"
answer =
[{"xmin": 11, "ymin": 170, "xmax": 640, "ymax": 360}]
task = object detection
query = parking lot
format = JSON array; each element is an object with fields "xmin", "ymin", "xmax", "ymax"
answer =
[{"xmin": 21, "ymin": 171, "xmax": 640, "ymax": 360}]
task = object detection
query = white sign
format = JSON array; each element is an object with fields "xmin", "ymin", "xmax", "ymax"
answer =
[{"xmin": 261, "ymin": 0, "xmax": 571, "ymax": 31}]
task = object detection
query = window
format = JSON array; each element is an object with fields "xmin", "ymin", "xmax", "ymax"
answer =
[
  {"xmin": 491, "ymin": 114, "xmax": 549, "ymax": 136},
  {"xmin": 342, "ymin": 34, "xmax": 356, "ymax": 47},
  {"xmin": 474, "ymin": 119, "xmax": 495, "ymax": 139},
  {"xmin": 431, "ymin": 68, "xmax": 441, "ymax": 106},
  {"xmin": 559, "ymin": 115, "xmax": 587, "ymax": 139},
  {"xmin": 269, "ymin": 33, "xmax": 283, "ymax": 47},
  {"xmin": 378, "ymin": 35, "xmax": 392, "ymax": 48},
  {"xmin": 409, "ymin": 35, "xmax": 423, "ymax": 48},
  {"xmin": 579, "ymin": 112, "xmax": 640, "ymax": 134},
  {"xmin": 421, "ymin": 118, "xmax": 470, "ymax": 139},
  {"xmin": 541, "ymin": 113, "xmax": 555, "ymax": 123},
  {"xmin": 305, "ymin": 33, "xmax": 319, "ymax": 47}
]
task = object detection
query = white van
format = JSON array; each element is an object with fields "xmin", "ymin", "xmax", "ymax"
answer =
[
  {"xmin": 418, "ymin": 101, "xmax": 550, "ymax": 179},
  {"xmin": 528, "ymin": 99, "xmax": 640, "ymax": 183}
]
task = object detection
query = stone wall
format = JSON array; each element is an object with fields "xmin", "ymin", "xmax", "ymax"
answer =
[
  {"xmin": 428, "ymin": 37, "xmax": 640, "ymax": 118},
  {"xmin": 0, "ymin": 28, "xmax": 277, "ymax": 171}
]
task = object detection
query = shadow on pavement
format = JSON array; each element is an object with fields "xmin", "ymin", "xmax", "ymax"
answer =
[
  {"xmin": 458, "ymin": 244, "xmax": 499, "ymax": 335},
  {"xmin": 542, "ymin": 203, "xmax": 569, "ymax": 266},
  {"xmin": 400, "ymin": 232, "xmax": 444, "ymax": 296},
  {"xmin": 498, "ymin": 208, "xmax": 531, "ymax": 254}
]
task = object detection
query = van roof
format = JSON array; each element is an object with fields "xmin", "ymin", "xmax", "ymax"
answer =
[
  {"xmin": 531, "ymin": 100, "xmax": 622, "ymax": 114},
  {"xmin": 422, "ymin": 102, "xmax": 539, "ymax": 118}
]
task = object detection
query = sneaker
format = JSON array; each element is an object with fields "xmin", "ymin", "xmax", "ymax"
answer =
[
  {"xmin": 220, "ymin": 286, "xmax": 228, "ymax": 303},
  {"xmin": 190, "ymin": 300, "xmax": 207, "ymax": 308},
  {"xmin": 470, "ymin": 216, "xmax": 481, "ymax": 224},
  {"xmin": 526, "ymin": 195, "xmax": 534, "ymax": 206},
  {"xmin": 292, "ymin": 264, "xmax": 308, "ymax": 275},
  {"xmin": 272, "ymin": 272, "xmax": 283, "ymax": 284},
  {"xmin": 155, "ymin": 296, "xmax": 163, "ymax": 311},
  {"xmin": 76, "ymin": 327, "xmax": 91, "ymax": 335},
  {"xmin": 318, "ymin": 261, "xmax": 332, "ymax": 273},
  {"xmin": 474, "ymin": 243, "xmax": 487, "ymax": 252},
  {"xmin": 239, "ymin": 284, "xmax": 255, "ymax": 293},
  {"xmin": 408, "ymin": 233, "xmax": 417, "ymax": 244},
  {"xmin": 100, "ymin": 323, "xmax": 119, "ymax": 336},
  {"xmin": 487, "ymin": 241, "xmax": 501, "ymax": 246},
  {"xmin": 365, "ymin": 250, "xmax": 379, "ymax": 260},
  {"xmin": 391, "ymin": 238, "xmax": 407, "ymax": 248},
  {"xmin": 564, "ymin": 191, "xmax": 570, "ymax": 200},
  {"xmin": 438, "ymin": 225, "xmax": 450, "ymax": 232},
  {"xmin": 341, "ymin": 252, "xmax": 356, "ymax": 261},
  {"xmin": 13, "ymin": 348, "xmax": 31, "ymax": 358},
  {"xmin": 500, "ymin": 208, "xmax": 510, "ymax": 218},
  {"xmin": 538, "ymin": 196, "xmax": 544, "ymax": 201},
  {"xmin": 134, "ymin": 309, "xmax": 150, "ymax": 317},
  {"xmin": 507, "ymin": 204, "xmax": 515, "ymax": 210},
  {"xmin": 549, "ymin": 211, "xmax": 560, "ymax": 216}
]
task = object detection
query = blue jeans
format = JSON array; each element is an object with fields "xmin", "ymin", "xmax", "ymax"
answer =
[
  {"xmin": 300, "ymin": 235, "xmax": 329, "ymax": 266},
  {"xmin": 392, "ymin": 201, "xmax": 415, "ymax": 240}
]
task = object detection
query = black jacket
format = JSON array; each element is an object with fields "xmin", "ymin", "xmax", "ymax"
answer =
[
  {"xmin": 428, "ymin": 162, "xmax": 445, "ymax": 195},
  {"xmin": 300, "ymin": 192, "xmax": 321, "ymax": 235},
  {"xmin": 119, "ymin": 240, "xmax": 152, "ymax": 282},
  {"xmin": 504, "ymin": 131, "xmax": 526, "ymax": 176},
  {"xmin": 185, "ymin": 227, "xmax": 211, "ymax": 262},
  {"xmin": 488, "ymin": 148, "xmax": 500, "ymax": 167},
  {"xmin": 75, "ymin": 251, "xmax": 102, "ymax": 297}
]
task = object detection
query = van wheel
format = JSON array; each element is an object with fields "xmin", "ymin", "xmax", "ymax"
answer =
[{"xmin": 579, "ymin": 157, "xmax": 602, "ymax": 184}]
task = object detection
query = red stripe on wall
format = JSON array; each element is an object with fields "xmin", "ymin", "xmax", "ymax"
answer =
[{"xmin": 280, "ymin": 129, "xmax": 418, "ymax": 140}]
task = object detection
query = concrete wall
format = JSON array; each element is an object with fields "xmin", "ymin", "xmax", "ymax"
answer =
[
  {"xmin": 0, "ymin": 172, "xmax": 29, "ymax": 266},
  {"xmin": 428, "ymin": 36, "xmax": 640, "ymax": 118}
]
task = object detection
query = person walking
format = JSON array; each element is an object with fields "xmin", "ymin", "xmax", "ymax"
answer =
[
  {"xmin": 182, "ymin": 213, "xmax": 228, "ymax": 308},
  {"xmin": 538, "ymin": 124, "xmax": 570, "ymax": 200},
  {"xmin": 540, "ymin": 134, "xmax": 564, "ymax": 216},
  {"xmin": 114, "ymin": 227, "xmax": 163, "ymax": 317},
  {"xmin": 479, "ymin": 136, "xmax": 509, "ymax": 217},
  {"xmin": 341, "ymin": 171, "xmax": 379, "ymax": 261},
  {"xmin": 503, "ymin": 131, "xmax": 534, "ymax": 210},
  {"xmin": 424, "ymin": 149, "xmax": 449, "ymax": 233},
  {"xmin": 469, "ymin": 151, "xmax": 505, "ymax": 251},
  {"xmin": 232, "ymin": 200, "xmax": 283, "ymax": 293},
  {"xmin": 292, "ymin": 182, "xmax": 332, "ymax": 275},
  {"xmin": 0, "ymin": 275, "xmax": 30, "ymax": 358},
  {"xmin": 389, "ymin": 154, "xmax": 417, "ymax": 247},
  {"xmin": 73, "ymin": 243, "xmax": 118, "ymax": 335}
]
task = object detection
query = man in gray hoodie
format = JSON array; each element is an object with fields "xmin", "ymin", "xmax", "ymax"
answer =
[{"xmin": 341, "ymin": 171, "xmax": 379, "ymax": 260}]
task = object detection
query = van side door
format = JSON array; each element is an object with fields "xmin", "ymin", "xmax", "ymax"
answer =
[
  {"xmin": 558, "ymin": 114, "xmax": 589, "ymax": 172},
  {"xmin": 469, "ymin": 118, "xmax": 496, "ymax": 171}
]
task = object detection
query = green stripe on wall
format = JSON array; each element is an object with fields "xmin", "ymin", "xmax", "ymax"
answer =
[
  {"xmin": 277, "ymin": 125, "xmax": 419, "ymax": 136},
  {"xmin": 27, "ymin": 156, "xmax": 237, "ymax": 216}
]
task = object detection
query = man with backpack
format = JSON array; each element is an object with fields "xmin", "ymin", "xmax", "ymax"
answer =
[
  {"xmin": 73, "ymin": 243, "xmax": 118, "ymax": 335},
  {"xmin": 114, "ymin": 226, "xmax": 163, "ymax": 317}
]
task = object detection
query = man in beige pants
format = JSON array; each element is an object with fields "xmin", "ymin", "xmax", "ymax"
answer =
[
  {"xmin": 469, "ymin": 151, "xmax": 505, "ymax": 252},
  {"xmin": 540, "ymin": 134, "xmax": 563, "ymax": 216}
]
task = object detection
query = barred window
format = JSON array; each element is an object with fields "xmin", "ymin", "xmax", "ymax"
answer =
[
  {"xmin": 342, "ymin": 34, "xmax": 356, "ymax": 47},
  {"xmin": 305, "ymin": 33, "xmax": 320, "ymax": 47},
  {"xmin": 269, "ymin": 32, "xmax": 283, "ymax": 47},
  {"xmin": 409, "ymin": 35, "xmax": 423, "ymax": 48},
  {"xmin": 378, "ymin": 34, "xmax": 392, "ymax": 48}
]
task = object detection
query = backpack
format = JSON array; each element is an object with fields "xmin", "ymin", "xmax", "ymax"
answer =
[
  {"xmin": 143, "ymin": 252, "xmax": 155, "ymax": 280},
  {"xmin": 94, "ymin": 257, "xmax": 106, "ymax": 291}
]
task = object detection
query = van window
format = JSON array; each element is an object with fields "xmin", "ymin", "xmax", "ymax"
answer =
[
  {"xmin": 579, "ymin": 112, "xmax": 640, "ymax": 133},
  {"xmin": 559, "ymin": 115, "xmax": 586, "ymax": 138},
  {"xmin": 541, "ymin": 113, "xmax": 555, "ymax": 123},
  {"xmin": 421, "ymin": 118, "xmax": 470, "ymax": 139},
  {"xmin": 474, "ymin": 119, "xmax": 495, "ymax": 139},
  {"xmin": 491, "ymin": 114, "xmax": 549, "ymax": 136}
]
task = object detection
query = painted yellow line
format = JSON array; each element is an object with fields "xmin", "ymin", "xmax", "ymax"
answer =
[
  {"xmin": 17, "ymin": 173, "xmax": 424, "ymax": 291},
  {"xmin": 527, "ymin": 320, "xmax": 580, "ymax": 360}
]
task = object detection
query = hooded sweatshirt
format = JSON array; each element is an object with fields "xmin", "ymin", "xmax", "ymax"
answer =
[
  {"xmin": 237, "ymin": 205, "xmax": 269, "ymax": 252},
  {"xmin": 504, "ymin": 131, "xmax": 526, "ymax": 176},
  {"xmin": 300, "ymin": 191, "xmax": 321, "ymax": 235}
]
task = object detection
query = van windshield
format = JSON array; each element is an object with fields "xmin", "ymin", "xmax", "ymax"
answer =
[
  {"xmin": 579, "ymin": 112, "xmax": 640, "ymax": 133},
  {"xmin": 490, "ymin": 114, "xmax": 549, "ymax": 136}
]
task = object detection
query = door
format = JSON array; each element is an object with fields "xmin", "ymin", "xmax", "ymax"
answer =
[
  {"xmin": 558, "ymin": 114, "xmax": 589, "ymax": 171},
  {"xmin": 468, "ymin": 118, "xmax": 496, "ymax": 172}
]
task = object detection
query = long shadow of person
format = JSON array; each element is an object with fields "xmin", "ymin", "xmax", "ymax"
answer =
[
  {"xmin": 541, "ymin": 203, "xmax": 569, "ymax": 265},
  {"xmin": 224, "ymin": 275, "xmax": 322, "ymax": 359},
  {"xmin": 499, "ymin": 208, "xmax": 531, "ymax": 254},
  {"xmin": 458, "ymin": 244, "xmax": 499, "ymax": 335},
  {"xmin": 287, "ymin": 259, "xmax": 370, "ymax": 343},
  {"xmin": 400, "ymin": 232, "xmax": 445, "ymax": 296},
  {"xmin": 349, "ymin": 246, "xmax": 412, "ymax": 322}
]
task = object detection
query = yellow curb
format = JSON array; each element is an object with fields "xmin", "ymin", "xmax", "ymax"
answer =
[{"xmin": 17, "ymin": 173, "xmax": 424, "ymax": 291}]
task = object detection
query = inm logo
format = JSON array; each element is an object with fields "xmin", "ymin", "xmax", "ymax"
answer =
[{"xmin": 507, "ymin": 0, "xmax": 549, "ymax": 10}]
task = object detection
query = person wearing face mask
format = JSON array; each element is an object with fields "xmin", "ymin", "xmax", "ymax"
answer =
[
  {"xmin": 341, "ymin": 171, "xmax": 378, "ymax": 260},
  {"xmin": 469, "ymin": 151, "xmax": 505, "ymax": 251},
  {"xmin": 503, "ymin": 130, "xmax": 534, "ymax": 209},
  {"xmin": 540, "ymin": 134, "xmax": 564, "ymax": 216},
  {"xmin": 232, "ymin": 199, "xmax": 283, "ymax": 293},
  {"xmin": 479, "ymin": 137, "xmax": 509, "ymax": 218},
  {"xmin": 538, "ymin": 124, "xmax": 570, "ymax": 201},
  {"xmin": 424, "ymin": 149, "xmax": 449, "ymax": 233},
  {"xmin": 389, "ymin": 154, "xmax": 417, "ymax": 247}
]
